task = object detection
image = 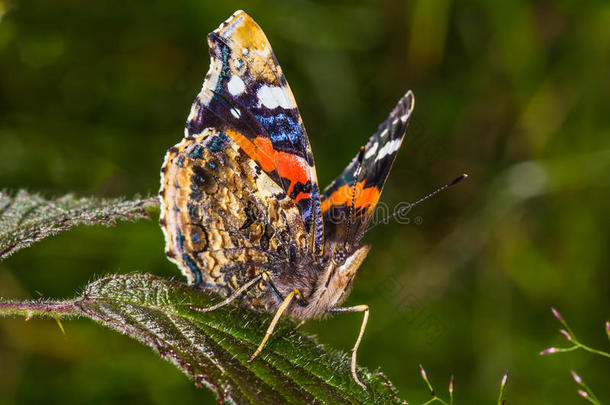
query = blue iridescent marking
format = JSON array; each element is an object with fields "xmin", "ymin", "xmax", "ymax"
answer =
[
  {"xmin": 176, "ymin": 231, "xmax": 185, "ymax": 250},
  {"xmin": 187, "ymin": 203, "xmax": 198, "ymax": 221},
  {"xmin": 207, "ymin": 133, "xmax": 227, "ymax": 152},
  {"xmin": 189, "ymin": 184, "xmax": 201, "ymax": 201},
  {"xmin": 189, "ymin": 145, "xmax": 203, "ymax": 159},
  {"xmin": 182, "ymin": 253, "xmax": 202, "ymax": 284},
  {"xmin": 300, "ymin": 201, "xmax": 313, "ymax": 230},
  {"xmin": 215, "ymin": 45, "xmax": 231, "ymax": 94},
  {"xmin": 255, "ymin": 113, "xmax": 305, "ymax": 151}
]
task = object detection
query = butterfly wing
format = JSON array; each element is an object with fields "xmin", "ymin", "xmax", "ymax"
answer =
[
  {"xmin": 160, "ymin": 129, "xmax": 310, "ymax": 292},
  {"xmin": 321, "ymin": 91, "xmax": 414, "ymax": 245},
  {"xmin": 185, "ymin": 10, "xmax": 324, "ymax": 255}
]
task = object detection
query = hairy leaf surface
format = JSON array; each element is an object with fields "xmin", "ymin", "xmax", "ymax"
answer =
[
  {"xmin": 0, "ymin": 274, "xmax": 404, "ymax": 404},
  {"xmin": 0, "ymin": 190, "xmax": 157, "ymax": 260}
]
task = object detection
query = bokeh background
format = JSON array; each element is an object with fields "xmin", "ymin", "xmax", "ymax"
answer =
[{"xmin": 1, "ymin": 0, "xmax": 609, "ymax": 403}]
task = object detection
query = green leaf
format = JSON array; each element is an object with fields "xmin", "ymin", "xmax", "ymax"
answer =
[
  {"xmin": 0, "ymin": 190, "xmax": 158, "ymax": 260},
  {"xmin": 0, "ymin": 273, "xmax": 405, "ymax": 404}
]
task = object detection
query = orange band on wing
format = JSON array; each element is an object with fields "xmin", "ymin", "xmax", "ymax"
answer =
[
  {"xmin": 274, "ymin": 150, "xmax": 310, "ymax": 199},
  {"xmin": 227, "ymin": 129, "xmax": 312, "ymax": 202},
  {"xmin": 321, "ymin": 181, "xmax": 380, "ymax": 214},
  {"xmin": 227, "ymin": 129, "xmax": 275, "ymax": 172},
  {"xmin": 293, "ymin": 191, "xmax": 311, "ymax": 203}
]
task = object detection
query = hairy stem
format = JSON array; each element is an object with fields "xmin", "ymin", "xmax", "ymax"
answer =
[{"xmin": 0, "ymin": 300, "xmax": 78, "ymax": 318}]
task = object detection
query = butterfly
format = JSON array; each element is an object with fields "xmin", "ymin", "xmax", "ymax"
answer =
[{"xmin": 159, "ymin": 10, "xmax": 413, "ymax": 389}]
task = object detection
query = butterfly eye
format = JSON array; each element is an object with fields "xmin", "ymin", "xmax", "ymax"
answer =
[{"xmin": 333, "ymin": 247, "xmax": 347, "ymax": 265}]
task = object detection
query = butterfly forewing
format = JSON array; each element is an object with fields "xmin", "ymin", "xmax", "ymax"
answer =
[
  {"xmin": 184, "ymin": 11, "xmax": 324, "ymax": 256},
  {"xmin": 321, "ymin": 91, "xmax": 414, "ymax": 244}
]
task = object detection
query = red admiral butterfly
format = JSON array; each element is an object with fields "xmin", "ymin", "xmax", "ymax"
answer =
[{"xmin": 160, "ymin": 10, "xmax": 418, "ymax": 389}]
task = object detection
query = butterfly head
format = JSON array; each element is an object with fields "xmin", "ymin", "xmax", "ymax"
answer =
[
  {"xmin": 304, "ymin": 243, "xmax": 371, "ymax": 316},
  {"xmin": 331, "ymin": 244, "xmax": 371, "ymax": 287}
]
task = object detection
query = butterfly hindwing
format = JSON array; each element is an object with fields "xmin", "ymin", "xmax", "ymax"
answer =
[
  {"xmin": 160, "ymin": 128, "xmax": 309, "ymax": 293},
  {"xmin": 185, "ymin": 10, "xmax": 324, "ymax": 255},
  {"xmin": 321, "ymin": 91, "xmax": 414, "ymax": 244}
]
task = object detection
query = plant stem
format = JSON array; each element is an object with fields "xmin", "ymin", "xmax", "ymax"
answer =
[
  {"xmin": 578, "ymin": 344, "xmax": 610, "ymax": 359},
  {"xmin": 421, "ymin": 398, "xmax": 448, "ymax": 405},
  {"xmin": 0, "ymin": 299, "xmax": 78, "ymax": 319}
]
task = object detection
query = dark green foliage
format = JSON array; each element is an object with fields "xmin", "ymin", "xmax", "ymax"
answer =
[
  {"xmin": 1, "ymin": 273, "xmax": 405, "ymax": 404},
  {"xmin": 80, "ymin": 274, "xmax": 403, "ymax": 404}
]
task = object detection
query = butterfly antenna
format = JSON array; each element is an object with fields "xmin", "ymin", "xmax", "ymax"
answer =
[
  {"xmin": 366, "ymin": 173, "xmax": 468, "ymax": 233},
  {"xmin": 343, "ymin": 146, "xmax": 366, "ymax": 248}
]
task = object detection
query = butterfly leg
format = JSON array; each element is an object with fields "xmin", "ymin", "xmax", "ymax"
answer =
[
  {"xmin": 261, "ymin": 273, "xmax": 309, "ymax": 331},
  {"xmin": 248, "ymin": 288, "xmax": 304, "ymax": 362},
  {"xmin": 190, "ymin": 274, "xmax": 263, "ymax": 313},
  {"xmin": 327, "ymin": 304, "xmax": 370, "ymax": 390},
  {"xmin": 261, "ymin": 272, "xmax": 309, "ymax": 307}
]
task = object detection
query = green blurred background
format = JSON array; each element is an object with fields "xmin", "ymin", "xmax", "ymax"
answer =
[{"xmin": 1, "ymin": 0, "xmax": 609, "ymax": 403}]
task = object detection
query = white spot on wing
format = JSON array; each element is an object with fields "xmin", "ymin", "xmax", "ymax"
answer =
[
  {"xmin": 230, "ymin": 108, "xmax": 241, "ymax": 118},
  {"xmin": 257, "ymin": 84, "xmax": 294, "ymax": 109},
  {"xmin": 257, "ymin": 86, "xmax": 277, "ymax": 108},
  {"xmin": 364, "ymin": 142, "xmax": 378, "ymax": 159},
  {"xmin": 227, "ymin": 75, "xmax": 246, "ymax": 96},
  {"xmin": 376, "ymin": 139, "xmax": 402, "ymax": 161}
]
